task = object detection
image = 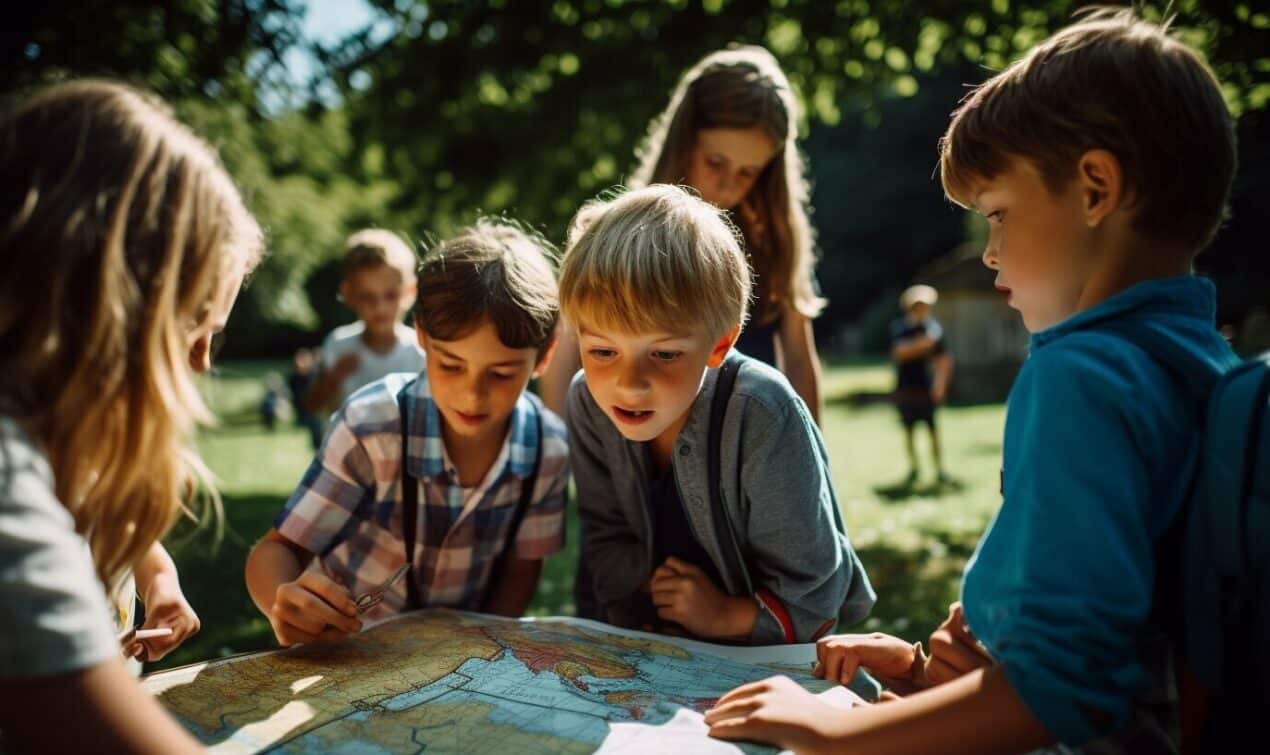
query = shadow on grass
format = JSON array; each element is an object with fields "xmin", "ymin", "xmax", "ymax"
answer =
[{"xmin": 872, "ymin": 475, "xmax": 966, "ymax": 502}]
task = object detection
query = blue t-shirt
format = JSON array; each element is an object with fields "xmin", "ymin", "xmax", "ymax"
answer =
[{"xmin": 961, "ymin": 276, "xmax": 1238, "ymax": 746}]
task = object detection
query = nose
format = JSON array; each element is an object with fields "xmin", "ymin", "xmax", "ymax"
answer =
[
  {"xmin": 981, "ymin": 240, "xmax": 1000, "ymax": 271},
  {"xmin": 463, "ymin": 372, "xmax": 490, "ymax": 408},
  {"xmin": 614, "ymin": 358, "xmax": 650, "ymax": 397}
]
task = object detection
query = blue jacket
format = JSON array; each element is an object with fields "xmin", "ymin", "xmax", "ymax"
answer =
[{"xmin": 962, "ymin": 276, "xmax": 1239, "ymax": 745}]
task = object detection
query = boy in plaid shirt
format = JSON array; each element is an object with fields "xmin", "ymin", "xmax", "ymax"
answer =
[{"xmin": 246, "ymin": 220, "xmax": 569, "ymax": 646}]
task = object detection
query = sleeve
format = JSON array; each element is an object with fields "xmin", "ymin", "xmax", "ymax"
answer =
[
  {"xmin": 0, "ymin": 446, "xmax": 118, "ymax": 677},
  {"xmin": 274, "ymin": 407, "xmax": 377, "ymax": 556},
  {"xmin": 512, "ymin": 427, "xmax": 568, "ymax": 560},
  {"xmin": 566, "ymin": 375, "xmax": 646, "ymax": 608},
  {"xmin": 963, "ymin": 344, "xmax": 1162, "ymax": 745},
  {"xmin": 740, "ymin": 398, "xmax": 875, "ymax": 644},
  {"xmin": 927, "ymin": 320, "xmax": 947, "ymax": 354}
]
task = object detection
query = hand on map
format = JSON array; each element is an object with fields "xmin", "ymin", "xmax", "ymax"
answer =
[
  {"xmin": 924, "ymin": 602, "xmax": 993, "ymax": 685},
  {"xmin": 814, "ymin": 633, "xmax": 928, "ymax": 696},
  {"xmin": 649, "ymin": 557, "xmax": 752, "ymax": 639},
  {"xmin": 704, "ymin": 674, "xmax": 845, "ymax": 753},
  {"xmin": 269, "ymin": 570, "xmax": 362, "ymax": 646},
  {"xmin": 127, "ymin": 571, "xmax": 201, "ymax": 661}
]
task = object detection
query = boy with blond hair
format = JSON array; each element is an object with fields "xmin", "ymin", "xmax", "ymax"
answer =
[
  {"xmin": 704, "ymin": 8, "xmax": 1242, "ymax": 753},
  {"xmin": 247, "ymin": 220, "xmax": 569, "ymax": 644},
  {"xmin": 563, "ymin": 185, "xmax": 874, "ymax": 646},
  {"xmin": 304, "ymin": 228, "xmax": 425, "ymax": 415}
]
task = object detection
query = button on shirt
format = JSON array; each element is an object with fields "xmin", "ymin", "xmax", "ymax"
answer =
[{"xmin": 275, "ymin": 372, "xmax": 569, "ymax": 615}]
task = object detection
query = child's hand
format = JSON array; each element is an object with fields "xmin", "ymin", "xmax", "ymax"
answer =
[
  {"xmin": 705, "ymin": 675, "xmax": 843, "ymax": 752},
  {"xmin": 129, "ymin": 573, "xmax": 201, "ymax": 662},
  {"xmin": 649, "ymin": 557, "xmax": 748, "ymax": 639},
  {"xmin": 332, "ymin": 352, "xmax": 360, "ymax": 380},
  {"xmin": 814, "ymin": 633, "xmax": 926, "ymax": 694},
  {"xmin": 268, "ymin": 571, "xmax": 362, "ymax": 646},
  {"xmin": 924, "ymin": 601, "xmax": 993, "ymax": 685}
]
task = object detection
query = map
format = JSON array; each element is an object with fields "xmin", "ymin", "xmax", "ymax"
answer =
[{"xmin": 142, "ymin": 610, "xmax": 868, "ymax": 754}]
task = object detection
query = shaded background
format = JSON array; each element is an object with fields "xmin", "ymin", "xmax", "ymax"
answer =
[{"xmin": 5, "ymin": 0, "xmax": 1266, "ymax": 360}]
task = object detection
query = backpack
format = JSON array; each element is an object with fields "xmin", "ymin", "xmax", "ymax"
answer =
[
  {"xmin": 1177, "ymin": 353, "xmax": 1269, "ymax": 750},
  {"xmin": 1121, "ymin": 325, "xmax": 1270, "ymax": 751}
]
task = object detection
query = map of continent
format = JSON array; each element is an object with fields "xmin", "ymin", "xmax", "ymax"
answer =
[{"xmin": 142, "ymin": 610, "xmax": 839, "ymax": 754}]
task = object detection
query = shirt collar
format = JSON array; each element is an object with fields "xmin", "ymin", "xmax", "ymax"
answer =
[
  {"xmin": 402, "ymin": 376, "xmax": 540, "ymax": 481},
  {"xmin": 1030, "ymin": 275, "xmax": 1215, "ymax": 350}
]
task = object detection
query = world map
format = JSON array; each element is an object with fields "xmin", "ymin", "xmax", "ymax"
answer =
[{"xmin": 142, "ymin": 610, "xmax": 861, "ymax": 754}]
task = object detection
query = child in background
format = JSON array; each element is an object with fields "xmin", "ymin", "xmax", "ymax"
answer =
[
  {"xmin": 890, "ymin": 284, "xmax": 954, "ymax": 485},
  {"xmin": 562, "ymin": 185, "xmax": 873, "ymax": 645},
  {"xmin": 0, "ymin": 80, "xmax": 262, "ymax": 752},
  {"xmin": 246, "ymin": 220, "xmax": 569, "ymax": 645},
  {"xmin": 288, "ymin": 347, "xmax": 324, "ymax": 449},
  {"xmin": 303, "ymin": 229, "xmax": 425, "ymax": 417},
  {"xmin": 542, "ymin": 45, "xmax": 826, "ymax": 423},
  {"xmin": 704, "ymin": 9, "xmax": 1241, "ymax": 753}
]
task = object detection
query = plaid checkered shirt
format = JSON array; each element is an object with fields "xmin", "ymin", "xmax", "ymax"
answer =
[{"xmin": 275, "ymin": 371, "xmax": 569, "ymax": 615}]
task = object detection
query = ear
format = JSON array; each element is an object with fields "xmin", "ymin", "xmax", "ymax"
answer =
[
  {"xmin": 337, "ymin": 279, "xmax": 351, "ymax": 304},
  {"xmin": 1076, "ymin": 149, "xmax": 1126, "ymax": 228},
  {"xmin": 705, "ymin": 324, "xmax": 740, "ymax": 369},
  {"xmin": 532, "ymin": 336, "xmax": 560, "ymax": 378}
]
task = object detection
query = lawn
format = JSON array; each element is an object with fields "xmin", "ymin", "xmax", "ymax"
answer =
[{"xmin": 152, "ymin": 359, "xmax": 1006, "ymax": 671}]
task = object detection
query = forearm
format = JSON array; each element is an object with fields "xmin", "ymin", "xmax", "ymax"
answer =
[
  {"xmin": 812, "ymin": 666, "xmax": 1052, "ymax": 755},
  {"xmin": 135, "ymin": 541, "xmax": 179, "ymax": 602},
  {"xmin": 245, "ymin": 534, "xmax": 308, "ymax": 617},
  {"xmin": 302, "ymin": 370, "xmax": 342, "ymax": 413},
  {"xmin": 481, "ymin": 557, "xmax": 543, "ymax": 617},
  {"xmin": 0, "ymin": 661, "xmax": 203, "ymax": 754},
  {"xmin": 715, "ymin": 595, "xmax": 759, "ymax": 640},
  {"xmin": 932, "ymin": 355, "xmax": 953, "ymax": 395},
  {"xmin": 778, "ymin": 312, "xmax": 823, "ymax": 424},
  {"xmin": 891, "ymin": 337, "xmax": 935, "ymax": 363}
]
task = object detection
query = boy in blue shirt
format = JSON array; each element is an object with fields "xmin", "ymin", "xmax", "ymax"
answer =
[{"xmin": 705, "ymin": 8, "xmax": 1241, "ymax": 753}]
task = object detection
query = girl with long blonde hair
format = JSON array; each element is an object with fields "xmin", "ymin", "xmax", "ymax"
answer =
[
  {"xmin": 0, "ymin": 80, "xmax": 262, "ymax": 752},
  {"xmin": 541, "ymin": 45, "xmax": 826, "ymax": 421}
]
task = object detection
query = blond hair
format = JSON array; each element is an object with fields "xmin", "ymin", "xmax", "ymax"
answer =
[
  {"xmin": 341, "ymin": 228, "xmax": 416, "ymax": 281},
  {"xmin": 0, "ymin": 80, "xmax": 263, "ymax": 590},
  {"xmin": 560, "ymin": 185, "xmax": 751, "ymax": 341},
  {"xmin": 939, "ymin": 7, "xmax": 1236, "ymax": 250},
  {"xmin": 631, "ymin": 45, "xmax": 823, "ymax": 324},
  {"xmin": 414, "ymin": 218, "xmax": 559, "ymax": 356}
]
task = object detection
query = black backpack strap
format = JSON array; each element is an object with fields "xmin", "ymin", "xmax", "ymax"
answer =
[
  {"xmin": 397, "ymin": 382, "xmax": 422, "ymax": 610},
  {"xmin": 707, "ymin": 358, "xmax": 753, "ymax": 596},
  {"xmin": 484, "ymin": 408, "xmax": 544, "ymax": 605}
]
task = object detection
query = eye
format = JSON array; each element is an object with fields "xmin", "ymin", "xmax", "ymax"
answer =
[
  {"xmin": 986, "ymin": 210, "xmax": 1006, "ymax": 223},
  {"xmin": 651, "ymin": 350, "xmax": 682, "ymax": 362},
  {"xmin": 491, "ymin": 370, "xmax": 517, "ymax": 381},
  {"xmin": 706, "ymin": 156, "xmax": 725, "ymax": 169},
  {"xmin": 587, "ymin": 348, "xmax": 616, "ymax": 360},
  {"xmin": 440, "ymin": 362, "xmax": 463, "ymax": 373}
]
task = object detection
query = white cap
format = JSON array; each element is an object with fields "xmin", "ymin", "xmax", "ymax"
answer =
[{"xmin": 900, "ymin": 284, "xmax": 938, "ymax": 310}]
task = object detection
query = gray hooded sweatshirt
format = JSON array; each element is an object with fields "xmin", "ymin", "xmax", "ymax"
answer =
[{"xmin": 568, "ymin": 353, "xmax": 875, "ymax": 644}]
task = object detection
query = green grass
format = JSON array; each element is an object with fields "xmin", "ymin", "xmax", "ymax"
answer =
[{"xmin": 151, "ymin": 359, "xmax": 1005, "ymax": 671}]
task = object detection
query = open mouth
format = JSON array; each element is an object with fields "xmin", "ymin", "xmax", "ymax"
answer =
[{"xmin": 613, "ymin": 406, "xmax": 654, "ymax": 425}]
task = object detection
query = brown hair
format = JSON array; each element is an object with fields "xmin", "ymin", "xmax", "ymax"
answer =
[
  {"xmin": 0, "ymin": 80, "xmax": 263, "ymax": 589},
  {"xmin": 413, "ymin": 219, "xmax": 558, "ymax": 355},
  {"xmin": 631, "ymin": 45, "xmax": 823, "ymax": 324},
  {"xmin": 939, "ymin": 6, "xmax": 1236, "ymax": 251},
  {"xmin": 560, "ymin": 185, "xmax": 751, "ymax": 341},
  {"xmin": 341, "ymin": 228, "xmax": 416, "ymax": 280}
]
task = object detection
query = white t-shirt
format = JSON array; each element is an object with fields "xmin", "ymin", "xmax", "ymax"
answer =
[
  {"xmin": 319, "ymin": 321, "xmax": 425, "ymax": 408},
  {"xmin": 0, "ymin": 417, "xmax": 119, "ymax": 678}
]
